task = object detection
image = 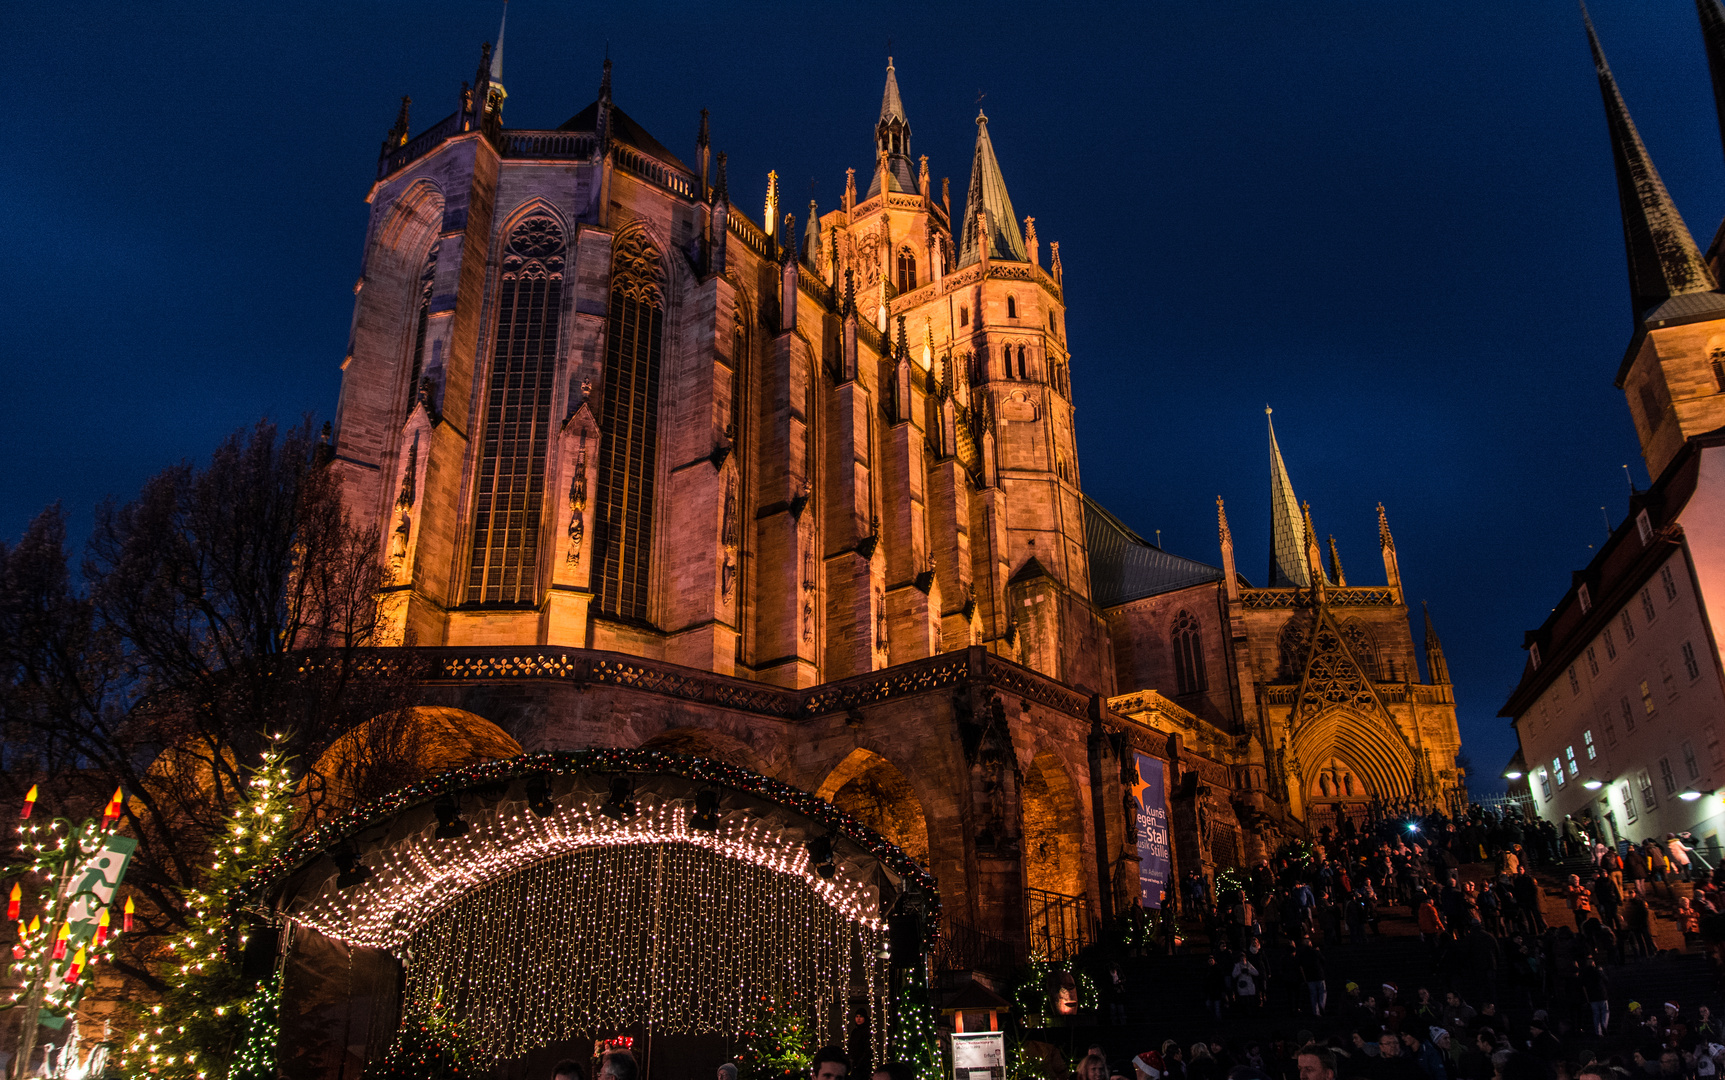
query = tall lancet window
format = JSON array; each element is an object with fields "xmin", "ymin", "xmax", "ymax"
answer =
[
  {"xmin": 596, "ymin": 228, "xmax": 666, "ymax": 622},
  {"xmin": 1171, "ymin": 609, "xmax": 1207, "ymax": 695},
  {"xmin": 896, "ymin": 249, "xmax": 916, "ymax": 294},
  {"xmin": 406, "ymin": 241, "xmax": 439, "ymax": 416},
  {"xmin": 465, "ymin": 215, "xmax": 564, "ymax": 605}
]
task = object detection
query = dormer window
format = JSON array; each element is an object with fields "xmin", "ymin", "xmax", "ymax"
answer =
[
  {"xmin": 1636, "ymin": 508, "xmax": 1652, "ymax": 545},
  {"xmin": 1578, "ymin": 583, "xmax": 1592, "ymax": 614},
  {"xmin": 1530, "ymin": 642, "xmax": 1542, "ymax": 670}
]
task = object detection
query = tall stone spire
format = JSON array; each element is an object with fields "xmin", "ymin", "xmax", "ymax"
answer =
[
  {"xmin": 487, "ymin": 0, "xmax": 508, "ymax": 110},
  {"xmin": 957, "ymin": 112, "xmax": 1028, "ymax": 267},
  {"xmin": 868, "ymin": 57, "xmax": 917, "ymax": 197},
  {"xmin": 1698, "ymin": 0, "xmax": 1725, "ymax": 165},
  {"xmin": 1583, "ymin": 5, "xmax": 1717, "ymax": 318},
  {"xmin": 1423, "ymin": 602, "xmax": 1451, "ymax": 685},
  {"xmin": 1266, "ymin": 407, "xmax": 1310, "ymax": 589}
]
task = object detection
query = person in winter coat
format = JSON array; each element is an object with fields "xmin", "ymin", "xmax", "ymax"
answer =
[{"xmin": 1232, "ymin": 950, "xmax": 1264, "ymax": 1011}]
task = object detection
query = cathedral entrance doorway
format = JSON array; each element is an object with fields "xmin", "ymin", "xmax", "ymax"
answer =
[
  {"xmin": 248, "ymin": 750, "xmax": 936, "ymax": 1080},
  {"xmin": 1307, "ymin": 757, "xmax": 1375, "ymax": 837}
]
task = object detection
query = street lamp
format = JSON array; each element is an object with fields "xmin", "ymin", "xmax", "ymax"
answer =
[
  {"xmin": 1504, "ymin": 770, "xmax": 1524, "ymax": 780},
  {"xmin": 1583, "ymin": 778, "xmax": 1604, "ymax": 791}
]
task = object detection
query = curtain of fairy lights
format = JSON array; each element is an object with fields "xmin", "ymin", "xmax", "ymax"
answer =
[{"xmin": 400, "ymin": 843, "xmax": 887, "ymax": 1068}]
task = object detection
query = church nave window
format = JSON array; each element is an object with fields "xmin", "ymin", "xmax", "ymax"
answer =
[
  {"xmin": 596, "ymin": 227, "xmax": 668, "ymax": 623},
  {"xmin": 465, "ymin": 215, "xmax": 564, "ymax": 605},
  {"xmin": 1171, "ymin": 609, "xmax": 1207, "ymax": 695}
]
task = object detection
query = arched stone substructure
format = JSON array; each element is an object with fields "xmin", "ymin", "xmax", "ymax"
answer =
[
  {"xmin": 1020, "ymin": 750, "xmax": 1085, "ymax": 898},
  {"xmin": 638, "ymin": 726, "xmax": 774, "ymax": 777},
  {"xmin": 309, "ymin": 706, "xmax": 522, "ymax": 813},
  {"xmin": 816, "ymin": 748, "xmax": 932, "ymax": 872}
]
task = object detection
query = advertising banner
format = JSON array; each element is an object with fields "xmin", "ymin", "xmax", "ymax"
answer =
[
  {"xmin": 952, "ymin": 1032, "xmax": 1006, "ymax": 1080},
  {"xmin": 1131, "ymin": 751, "xmax": 1171, "ymax": 908}
]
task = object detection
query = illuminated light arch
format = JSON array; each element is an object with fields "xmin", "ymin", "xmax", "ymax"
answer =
[
  {"xmin": 247, "ymin": 750, "xmax": 936, "ymax": 1071},
  {"xmin": 815, "ymin": 747, "xmax": 931, "ymax": 872}
]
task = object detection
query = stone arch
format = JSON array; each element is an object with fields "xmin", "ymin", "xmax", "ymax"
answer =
[
  {"xmin": 1021, "ymin": 750, "xmax": 1085, "ymax": 898},
  {"xmin": 638, "ymin": 726, "xmax": 772, "ymax": 777},
  {"xmin": 495, "ymin": 195, "xmax": 571, "ymax": 248},
  {"xmin": 815, "ymin": 748, "xmax": 931, "ymax": 871},
  {"xmin": 1290, "ymin": 707, "xmax": 1414, "ymax": 805},
  {"xmin": 310, "ymin": 706, "xmax": 522, "ymax": 816}
]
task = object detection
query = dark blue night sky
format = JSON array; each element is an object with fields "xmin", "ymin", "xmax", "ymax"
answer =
[{"xmin": 3, "ymin": 1, "xmax": 1713, "ymax": 788}]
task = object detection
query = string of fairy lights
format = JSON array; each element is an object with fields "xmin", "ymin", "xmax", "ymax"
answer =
[
  {"xmin": 241, "ymin": 750, "xmax": 934, "ymax": 1069},
  {"xmin": 401, "ymin": 843, "xmax": 885, "ymax": 1068}
]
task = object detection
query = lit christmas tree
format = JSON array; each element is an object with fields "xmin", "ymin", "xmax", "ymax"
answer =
[
  {"xmin": 887, "ymin": 967, "xmax": 940, "ymax": 1080},
  {"xmin": 120, "ymin": 743, "xmax": 295, "ymax": 1080},
  {"xmin": 737, "ymin": 995, "xmax": 813, "ymax": 1080},
  {"xmin": 363, "ymin": 997, "xmax": 469, "ymax": 1080}
]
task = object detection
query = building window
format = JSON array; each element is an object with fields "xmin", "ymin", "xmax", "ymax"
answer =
[
  {"xmin": 1713, "ymin": 348, "xmax": 1725, "ymax": 391},
  {"xmin": 1604, "ymin": 628, "xmax": 1617, "ymax": 661},
  {"xmin": 1585, "ymin": 729, "xmax": 1597, "ymax": 760},
  {"xmin": 1637, "ymin": 508, "xmax": 1653, "ymax": 544},
  {"xmin": 1567, "ymin": 745, "xmax": 1579, "ymax": 777},
  {"xmin": 1586, "ymin": 647, "xmax": 1599, "ymax": 677},
  {"xmin": 1684, "ymin": 741, "xmax": 1701, "ymax": 780},
  {"xmin": 1623, "ymin": 782, "xmax": 1638, "ymax": 823},
  {"xmin": 1708, "ymin": 724, "xmax": 1723, "ymax": 766},
  {"xmin": 1530, "ymin": 643, "xmax": 1542, "ymax": 670},
  {"xmin": 1003, "ymin": 343, "xmax": 1014, "ymax": 379},
  {"xmin": 959, "ymin": 306, "xmax": 969, "ymax": 327},
  {"xmin": 1639, "ymin": 768, "xmax": 1658, "ymax": 810},
  {"xmin": 1684, "ymin": 641, "xmax": 1701, "ymax": 680},
  {"xmin": 1579, "ymin": 583, "xmax": 1592, "ymax": 613},
  {"xmin": 1642, "ymin": 588, "xmax": 1658, "ymax": 622},
  {"xmin": 1540, "ymin": 769, "xmax": 1553, "ymax": 799},
  {"xmin": 1006, "ymin": 294, "xmax": 1017, "ymax": 319},
  {"xmin": 1171, "ymin": 609, "xmax": 1208, "ymax": 695},
  {"xmin": 1622, "ymin": 610, "xmax": 1636, "ymax": 645},
  {"xmin": 1662, "ymin": 564, "xmax": 1678, "ymax": 602},
  {"xmin": 596, "ymin": 227, "xmax": 668, "ymax": 623},
  {"xmin": 1661, "ymin": 757, "xmax": 1677, "ymax": 795},
  {"xmin": 1554, "ymin": 757, "xmax": 1566, "ymax": 787},
  {"xmin": 1621, "ymin": 696, "xmax": 1636, "ymax": 733},
  {"xmin": 1641, "ymin": 680, "xmax": 1656, "ymax": 714},
  {"xmin": 1017, "ymin": 346, "xmax": 1028, "ymax": 379},
  {"xmin": 1568, "ymin": 666, "xmax": 1581, "ymax": 695},
  {"xmin": 1604, "ymin": 712, "xmax": 1617, "ymax": 747},
  {"xmin": 466, "ymin": 214, "xmax": 565, "ymax": 606},
  {"xmin": 406, "ymin": 242, "xmax": 439, "ymax": 417}
]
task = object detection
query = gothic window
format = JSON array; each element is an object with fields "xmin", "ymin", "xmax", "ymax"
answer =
[
  {"xmin": 596, "ymin": 228, "xmax": 667, "ymax": 622},
  {"xmin": 1017, "ymin": 346, "xmax": 1028, "ymax": 380},
  {"xmin": 1278, "ymin": 613, "xmax": 1314, "ymax": 681},
  {"xmin": 959, "ymin": 306, "xmax": 969, "ymax": 327},
  {"xmin": 1007, "ymin": 295, "xmax": 1017, "ymax": 319},
  {"xmin": 1713, "ymin": 348, "xmax": 1725, "ymax": 391},
  {"xmin": 1171, "ymin": 609, "xmax": 1207, "ymax": 695},
  {"xmin": 896, "ymin": 249, "xmax": 917, "ymax": 294},
  {"xmin": 465, "ymin": 215, "xmax": 564, "ymax": 605},
  {"xmin": 406, "ymin": 242, "xmax": 439, "ymax": 416},
  {"xmin": 1340, "ymin": 620, "xmax": 1380, "ymax": 679}
]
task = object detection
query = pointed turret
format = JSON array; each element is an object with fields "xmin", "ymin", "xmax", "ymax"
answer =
[
  {"xmin": 1301, "ymin": 501, "xmax": 1328, "ymax": 592},
  {"xmin": 1583, "ymin": 6, "xmax": 1717, "ymax": 319},
  {"xmin": 1378, "ymin": 502, "xmax": 1403, "ymax": 599},
  {"xmin": 1328, "ymin": 536, "xmax": 1347, "ymax": 587},
  {"xmin": 1218, "ymin": 497, "xmax": 1240, "ymax": 601},
  {"xmin": 803, "ymin": 200, "xmax": 822, "ymax": 272},
  {"xmin": 1423, "ymin": 602, "xmax": 1451, "ymax": 685},
  {"xmin": 1266, "ymin": 407, "xmax": 1311, "ymax": 589},
  {"xmin": 1697, "ymin": 0, "xmax": 1725, "ymax": 166},
  {"xmin": 958, "ymin": 112, "xmax": 1028, "ymax": 267},
  {"xmin": 868, "ymin": 57, "xmax": 917, "ymax": 197},
  {"xmin": 487, "ymin": 0, "xmax": 508, "ymax": 111}
]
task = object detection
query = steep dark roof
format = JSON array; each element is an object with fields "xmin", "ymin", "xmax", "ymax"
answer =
[
  {"xmin": 559, "ymin": 101, "xmax": 690, "ymax": 172},
  {"xmin": 1085, "ymin": 496, "xmax": 1225, "ymax": 608}
]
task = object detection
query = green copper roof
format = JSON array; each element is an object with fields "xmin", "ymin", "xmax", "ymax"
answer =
[
  {"xmin": 1267, "ymin": 409, "xmax": 1311, "ymax": 589},
  {"xmin": 957, "ymin": 112, "xmax": 1027, "ymax": 266}
]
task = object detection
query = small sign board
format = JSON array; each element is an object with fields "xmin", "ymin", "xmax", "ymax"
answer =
[{"xmin": 951, "ymin": 1031, "xmax": 1006, "ymax": 1080}]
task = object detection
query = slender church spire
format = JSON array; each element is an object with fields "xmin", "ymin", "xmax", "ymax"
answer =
[
  {"xmin": 487, "ymin": 0, "xmax": 508, "ymax": 111},
  {"xmin": 1583, "ymin": 4, "xmax": 1717, "ymax": 318},
  {"xmin": 1698, "ymin": 0, "xmax": 1725, "ymax": 165},
  {"xmin": 957, "ymin": 111, "xmax": 1028, "ymax": 267},
  {"xmin": 1423, "ymin": 602, "xmax": 1451, "ymax": 685},
  {"xmin": 868, "ymin": 58, "xmax": 916, "ymax": 197},
  {"xmin": 1266, "ymin": 407, "xmax": 1311, "ymax": 589}
]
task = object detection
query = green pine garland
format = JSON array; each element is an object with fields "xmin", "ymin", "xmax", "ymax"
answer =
[
  {"xmin": 737, "ymin": 995, "xmax": 813, "ymax": 1080},
  {"xmin": 121, "ymin": 745, "xmax": 295, "ymax": 1080},
  {"xmin": 363, "ymin": 998, "xmax": 469, "ymax": 1080}
]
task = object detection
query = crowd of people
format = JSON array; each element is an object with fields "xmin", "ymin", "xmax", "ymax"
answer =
[{"xmin": 1098, "ymin": 806, "xmax": 1725, "ymax": 1080}]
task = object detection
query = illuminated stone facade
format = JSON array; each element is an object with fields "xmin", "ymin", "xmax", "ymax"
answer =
[{"xmin": 327, "ymin": 41, "xmax": 1462, "ymax": 951}]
